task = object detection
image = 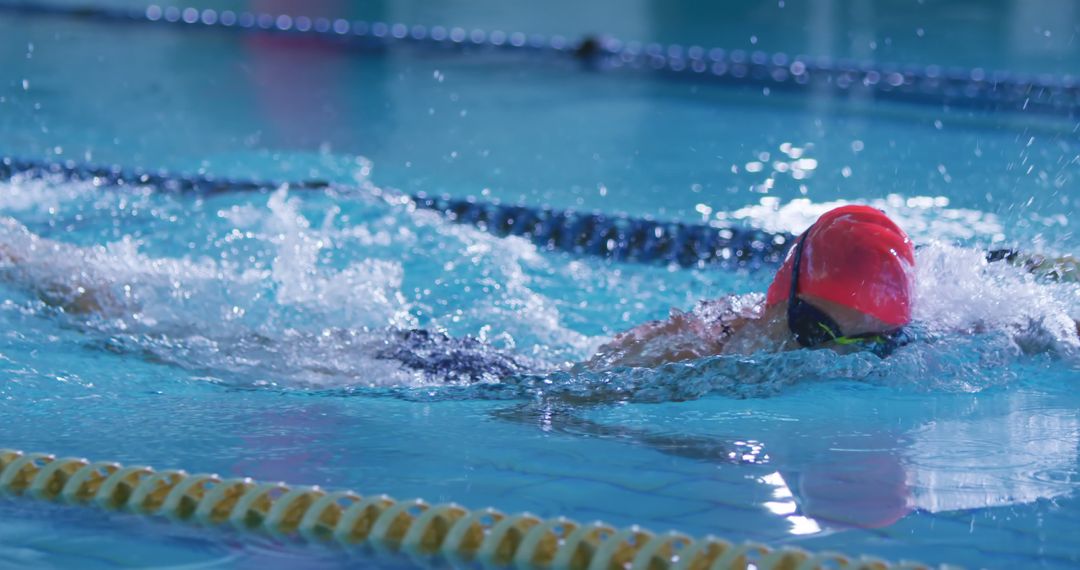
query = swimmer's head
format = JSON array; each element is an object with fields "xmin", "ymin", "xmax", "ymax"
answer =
[{"xmin": 766, "ymin": 205, "xmax": 915, "ymax": 343}]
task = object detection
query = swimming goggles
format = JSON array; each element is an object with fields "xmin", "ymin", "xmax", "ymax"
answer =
[{"xmin": 786, "ymin": 225, "xmax": 902, "ymax": 354}]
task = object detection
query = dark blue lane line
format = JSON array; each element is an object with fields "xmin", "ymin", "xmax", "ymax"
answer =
[
  {"xmin": 0, "ymin": 156, "xmax": 793, "ymax": 269},
  {"xmin": 410, "ymin": 193, "xmax": 791, "ymax": 268},
  {"xmin": 1, "ymin": 1, "xmax": 1076, "ymax": 116}
]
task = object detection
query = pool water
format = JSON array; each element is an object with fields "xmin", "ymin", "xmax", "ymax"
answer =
[{"xmin": 1, "ymin": 1, "xmax": 1079, "ymax": 568}]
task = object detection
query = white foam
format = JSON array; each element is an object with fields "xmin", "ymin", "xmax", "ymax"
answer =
[
  {"xmin": 264, "ymin": 187, "xmax": 415, "ymax": 330},
  {"xmin": 0, "ymin": 176, "xmax": 104, "ymax": 215},
  {"xmin": 912, "ymin": 242, "xmax": 1079, "ymax": 351},
  {"xmin": 404, "ymin": 205, "xmax": 596, "ymax": 360},
  {"xmin": 0, "ymin": 172, "xmax": 599, "ymax": 384},
  {"xmin": 1, "ymin": 170, "xmax": 1074, "ymax": 391}
]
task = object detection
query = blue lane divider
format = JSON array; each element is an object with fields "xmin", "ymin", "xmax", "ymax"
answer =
[
  {"xmin": 2, "ymin": 1, "xmax": 1077, "ymax": 115},
  {"xmin": 0, "ymin": 157, "xmax": 793, "ymax": 269}
]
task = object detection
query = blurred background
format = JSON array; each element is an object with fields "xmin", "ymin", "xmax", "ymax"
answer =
[
  {"xmin": 11, "ymin": 0, "xmax": 1080, "ymax": 71},
  {"xmin": 3, "ymin": 1, "xmax": 1076, "ymax": 232}
]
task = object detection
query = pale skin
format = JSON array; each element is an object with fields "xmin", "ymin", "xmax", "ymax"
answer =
[{"xmin": 581, "ymin": 294, "xmax": 898, "ymax": 370}]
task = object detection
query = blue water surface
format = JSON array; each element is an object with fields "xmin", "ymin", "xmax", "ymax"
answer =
[{"xmin": 0, "ymin": 2, "xmax": 1079, "ymax": 569}]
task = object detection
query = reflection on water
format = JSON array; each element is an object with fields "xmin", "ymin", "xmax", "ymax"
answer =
[
  {"xmin": 489, "ymin": 379, "xmax": 1079, "ymax": 538},
  {"xmin": 763, "ymin": 390, "xmax": 1079, "ymax": 534},
  {"xmin": 906, "ymin": 396, "xmax": 1079, "ymax": 513},
  {"xmin": 760, "ymin": 471, "xmax": 824, "ymax": 535}
]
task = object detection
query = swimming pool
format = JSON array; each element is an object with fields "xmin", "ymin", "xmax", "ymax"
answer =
[{"xmin": 1, "ymin": 1, "xmax": 1079, "ymax": 568}]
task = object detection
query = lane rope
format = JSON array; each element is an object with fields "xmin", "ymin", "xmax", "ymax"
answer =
[
  {"xmin": 2, "ymin": 1, "xmax": 1076, "ymax": 115},
  {"xmin": 3, "ymin": 155, "xmax": 1073, "ymax": 279},
  {"xmin": 0, "ymin": 448, "xmax": 954, "ymax": 569},
  {"xmin": 0, "ymin": 156, "xmax": 792, "ymax": 269}
]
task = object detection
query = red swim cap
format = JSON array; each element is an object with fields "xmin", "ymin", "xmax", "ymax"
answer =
[{"xmin": 765, "ymin": 205, "xmax": 915, "ymax": 327}]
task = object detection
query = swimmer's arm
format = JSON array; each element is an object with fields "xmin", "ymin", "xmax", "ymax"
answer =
[
  {"xmin": 0, "ymin": 237, "xmax": 112, "ymax": 315},
  {"xmin": 1012, "ymin": 256, "xmax": 1079, "ymax": 339},
  {"xmin": 989, "ymin": 250, "xmax": 1078, "ymax": 283},
  {"xmin": 580, "ymin": 310, "xmax": 751, "ymax": 370},
  {"xmin": 1022, "ymin": 255, "xmax": 1077, "ymax": 283},
  {"xmin": 987, "ymin": 251, "xmax": 1080, "ymax": 339},
  {"xmin": 0, "ymin": 241, "xmax": 23, "ymax": 265}
]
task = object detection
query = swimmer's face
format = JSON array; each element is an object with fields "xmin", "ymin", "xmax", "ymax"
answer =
[
  {"xmin": 798, "ymin": 294, "xmax": 896, "ymax": 338},
  {"xmin": 764, "ymin": 295, "xmax": 897, "ymax": 350}
]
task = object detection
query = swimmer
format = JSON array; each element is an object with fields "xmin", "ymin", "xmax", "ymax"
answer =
[
  {"xmin": 0, "ymin": 217, "xmax": 115, "ymax": 315},
  {"xmin": 583, "ymin": 205, "xmax": 1080, "ymax": 370},
  {"xmin": 0, "ymin": 207, "xmax": 1075, "ymax": 381}
]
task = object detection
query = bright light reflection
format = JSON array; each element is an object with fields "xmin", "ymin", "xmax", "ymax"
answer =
[
  {"xmin": 759, "ymin": 471, "xmax": 823, "ymax": 536},
  {"xmin": 763, "ymin": 501, "xmax": 796, "ymax": 515},
  {"xmin": 787, "ymin": 516, "xmax": 823, "ymax": 536}
]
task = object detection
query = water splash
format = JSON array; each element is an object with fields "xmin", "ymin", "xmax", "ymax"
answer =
[
  {"xmin": 0, "ymin": 175, "xmax": 591, "ymax": 387},
  {"xmin": 0, "ymin": 174, "xmax": 104, "ymax": 217},
  {"xmin": 0, "ymin": 173, "xmax": 1075, "ymax": 397},
  {"xmin": 913, "ymin": 241, "xmax": 1079, "ymax": 353},
  {"xmin": 264, "ymin": 187, "xmax": 416, "ymax": 330},
  {"xmin": 390, "ymin": 329, "xmax": 1034, "ymax": 403}
]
